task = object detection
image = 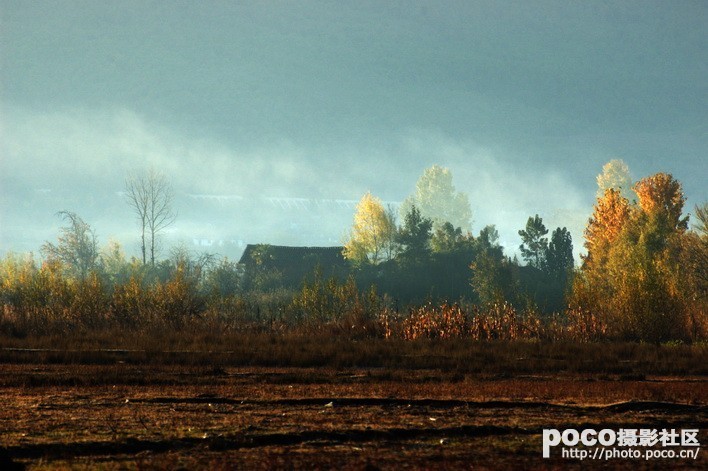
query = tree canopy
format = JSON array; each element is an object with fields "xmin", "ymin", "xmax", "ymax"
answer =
[
  {"xmin": 545, "ymin": 227, "xmax": 574, "ymax": 281},
  {"xmin": 125, "ymin": 169, "xmax": 176, "ymax": 266},
  {"xmin": 633, "ymin": 172, "xmax": 688, "ymax": 233},
  {"xmin": 397, "ymin": 205, "xmax": 433, "ymax": 266},
  {"xmin": 597, "ymin": 159, "xmax": 633, "ymax": 201},
  {"xmin": 583, "ymin": 188, "xmax": 630, "ymax": 270},
  {"xmin": 41, "ymin": 211, "xmax": 99, "ymax": 280},
  {"xmin": 518, "ymin": 214, "xmax": 548, "ymax": 269},
  {"xmin": 343, "ymin": 192, "xmax": 396, "ymax": 267},
  {"xmin": 572, "ymin": 172, "xmax": 705, "ymax": 342},
  {"xmin": 401, "ymin": 165, "xmax": 472, "ymax": 231}
]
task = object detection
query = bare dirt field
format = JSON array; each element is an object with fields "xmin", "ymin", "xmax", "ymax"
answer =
[{"xmin": 1, "ymin": 360, "xmax": 706, "ymax": 470}]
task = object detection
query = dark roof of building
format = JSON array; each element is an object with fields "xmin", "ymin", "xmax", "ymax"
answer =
[
  {"xmin": 238, "ymin": 244, "xmax": 350, "ymax": 288},
  {"xmin": 238, "ymin": 244, "xmax": 346, "ymax": 266}
]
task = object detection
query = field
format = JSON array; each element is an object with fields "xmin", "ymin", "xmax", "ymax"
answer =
[{"xmin": 1, "ymin": 336, "xmax": 706, "ymax": 469}]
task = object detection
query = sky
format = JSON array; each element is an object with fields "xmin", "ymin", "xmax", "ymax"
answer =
[{"xmin": 1, "ymin": 0, "xmax": 706, "ymax": 260}]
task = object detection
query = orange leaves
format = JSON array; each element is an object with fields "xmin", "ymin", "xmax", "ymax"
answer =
[
  {"xmin": 584, "ymin": 188, "xmax": 630, "ymax": 263},
  {"xmin": 574, "ymin": 171, "xmax": 703, "ymax": 342},
  {"xmin": 584, "ymin": 172, "xmax": 687, "ymax": 268},
  {"xmin": 633, "ymin": 173, "xmax": 687, "ymax": 232}
]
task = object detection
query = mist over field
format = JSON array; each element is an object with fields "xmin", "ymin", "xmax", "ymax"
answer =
[{"xmin": 1, "ymin": 1, "xmax": 705, "ymax": 260}]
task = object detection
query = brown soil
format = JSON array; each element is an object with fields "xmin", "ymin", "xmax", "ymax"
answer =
[{"xmin": 1, "ymin": 364, "xmax": 705, "ymax": 469}]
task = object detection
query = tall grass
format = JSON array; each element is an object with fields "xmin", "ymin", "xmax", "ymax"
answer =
[{"xmin": 0, "ymin": 254, "xmax": 704, "ymax": 343}]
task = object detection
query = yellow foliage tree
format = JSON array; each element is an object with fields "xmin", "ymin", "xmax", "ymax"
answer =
[
  {"xmin": 582, "ymin": 188, "xmax": 630, "ymax": 271},
  {"xmin": 343, "ymin": 192, "xmax": 396, "ymax": 266}
]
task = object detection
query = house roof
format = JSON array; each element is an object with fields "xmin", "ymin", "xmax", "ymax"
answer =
[
  {"xmin": 238, "ymin": 244, "xmax": 349, "ymax": 288},
  {"xmin": 238, "ymin": 244, "xmax": 346, "ymax": 266}
]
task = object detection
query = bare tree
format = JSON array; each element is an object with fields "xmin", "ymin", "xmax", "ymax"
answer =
[
  {"xmin": 125, "ymin": 169, "xmax": 177, "ymax": 266},
  {"xmin": 41, "ymin": 211, "xmax": 99, "ymax": 279}
]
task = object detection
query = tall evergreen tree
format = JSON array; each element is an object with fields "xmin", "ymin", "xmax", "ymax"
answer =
[
  {"xmin": 397, "ymin": 205, "xmax": 433, "ymax": 266},
  {"xmin": 518, "ymin": 215, "xmax": 548, "ymax": 269},
  {"xmin": 545, "ymin": 227, "xmax": 574, "ymax": 281}
]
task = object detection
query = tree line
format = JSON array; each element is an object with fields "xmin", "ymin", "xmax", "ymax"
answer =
[
  {"xmin": 572, "ymin": 163, "xmax": 707, "ymax": 342},
  {"xmin": 0, "ymin": 161, "xmax": 705, "ymax": 342},
  {"xmin": 342, "ymin": 165, "xmax": 574, "ymax": 311},
  {"xmin": 340, "ymin": 161, "xmax": 706, "ymax": 341}
]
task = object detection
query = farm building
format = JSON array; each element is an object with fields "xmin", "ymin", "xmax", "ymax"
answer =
[{"xmin": 238, "ymin": 244, "xmax": 350, "ymax": 290}]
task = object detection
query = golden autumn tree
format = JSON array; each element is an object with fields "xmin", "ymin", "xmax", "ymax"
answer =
[
  {"xmin": 572, "ymin": 172, "xmax": 705, "ymax": 341},
  {"xmin": 582, "ymin": 188, "xmax": 630, "ymax": 271},
  {"xmin": 602, "ymin": 215, "xmax": 682, "ymax": 341},
  {"xmin": 343, "ymin": 192, "xmax": 397, "ymax": 267},
  {"xmin": 633, "ymin": 172, "xmax": 688, "ymax": 234},
  {"xmin": 570, "ymin": 188, "xmax": 630, "ymax": 336},
  {"xmin": 626, "ymin": 179, "xmax": 706, "ymax": 340}
]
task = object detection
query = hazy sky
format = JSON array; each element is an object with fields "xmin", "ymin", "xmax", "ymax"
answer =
[{"xmin": 1, "ymin": 1, "xmax": 706, "ymax": 257}]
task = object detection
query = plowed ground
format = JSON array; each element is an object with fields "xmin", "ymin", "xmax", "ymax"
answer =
[{"xmin": 1, "ymin": 364, "xmax": 706, "ymax": 469}]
